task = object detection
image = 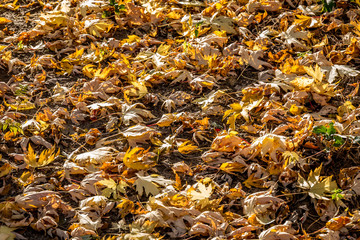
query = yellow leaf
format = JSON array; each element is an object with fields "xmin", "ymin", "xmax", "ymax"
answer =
[
  {"xmin": 214, "ymin": 30, "xmax": 226, "ymax": 37},
  {"xmin": 220, "ymin": 162, "xmax": 247, "ymax": 174},
  {"xmin": 223, "ymin": 103, "xmax": 242, "ymax": 130},
  {"xmin": 87, "ymin": 20, "xmax": 113, "ymax": 37},
  {"xmin": 17, "ymin": 171, "xmax": 34, "ymax": 186},
  {"xmin": 82, "ymin": 64, "xmax": 97, "ymax": 78},
  {"xmin": 289, "ymin": 104, "xmax": 303, "ymax": 115},
  {"xmin": 40, "ymin": 12, "xmax": 68, "ymax": 28},
  {"xmin": 243, "ymin": 173, "xmax": 267, "ymax": 189},
  {"xmin": 178, "ymin": 141, "xmax": 198, "ymax": 154},
  {"xmin": 294, "ymin": 15, "xmax": 312, "ymax": 27},
  {"xmin": 304, "ymin": 64, "xmax": 323, "ymax": 82},
  {"xmin": 0, "ymin": 17, "xmax": 12, "ymax": 24},
  {"xmin": 123, "ymin": 147, "xmax": 157, "ymax": 170},
  {"xmin": 337, "ymin": 101, "xmax": 355, "ymax": 117},
  {"xmin": 211, "ymin": 131, "xmax": 248, "ymax": 152},
  {"xmin": 167, "ymin": 11, "xmax": 182, "ymax": 20},
  {"xmin": 116, "ymin": 198, "xmax": 134, "ymax": 217},
  {"xmin": 4, "ymin": 98, "xmax": 35, "ymax": 111},
  {"xmin": 290, "ymin": 76, "xmax": 314, "ymax": 89},
  {"xmin": 0, "ymin": 225, "xmax": 16, "ymax": 240},
  {"xmin": 124, "ymin": 35, "xmax": 141, "ymax": 43},
  {"xmin": 25, "ymin": 144, "xmax": 60, "ymax": 168},
  {"xmin": 282, "ymin": 151, "xmax": 300, "ymax": 168},
  {"xmin": 157, "ymin": 44, "xmax": 171, "ymax": 56},
  {"xmin": 123, "ymin": 79, "xmax": 148, "ymax": 101},
  {"xmin": 97, "ymin": 178, "xmax": 117, "ymax": 190},
  {"xmin": 25, "ymin": 144, "xmax": 36, "ymax": 165},
  {"xmin": 0, "ymin": 162, "xmax": 12, "ymax": 178}
]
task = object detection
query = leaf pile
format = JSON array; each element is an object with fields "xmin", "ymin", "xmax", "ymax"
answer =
[{"xmin": 1, "ymin": 0, "xmax": 360, "ymax": 239}]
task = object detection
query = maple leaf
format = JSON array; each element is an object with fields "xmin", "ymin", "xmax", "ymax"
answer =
[
  {"xmin": 85, "ymin": 19, "xmax": 114, "ymax": 37},
  {"xmin": 188, "ymin": 182, "xmax": 212, "ymax": 200},
  {"xmin": 4, "ymin": 98, "xmax": 35, "ymax": 111},
  {"xmin": 248, "ymin": 134, "xmax": 287, "ymax": 162},
  {"xmin": 80, "ymin": 0, "xmax": 105, "ymax": 17},
  {"xmin": 121, "ymin": 103, "xmax": 155, "ymax": 126},
  {"xmin": 123, "ymin": 79, "xmax": 149, "ymax": 101},
  {"xmin": 238, "ymin": 47, "xmax": 272, "ymax": 70},
  {"xmin": 279, "ymin": 24, "xmax": 309, "ymax": 51},
  {"xmin": 122, "ymin": 125, "xmax": 161, "ymax": 147},
  {"xmin": 0, "ymin": 226, "xmax": 16, "ymax": 240},
  {"xmin": 177, "ymin": 141, "xmax": 199, "ymax": 154},
  {"xmin": 211, "ymin": 131, "xmax": 248, "ymax": 152},
  {"xmin": 297, "ymin": 164, "xmax": 338, "ymax": 200},
  {"xmin": 243, "ymin": 173, "xmax": 268, "ymax": 189},
  {"xmin": 220, "ymin": 161, "xmax": 248, "ymax": 174},
  {"xmin": 24, "ymin": 144, "xmax": 60, "ymax": 168},
  {"xmin": 73, "ymin": 147, "xmax": 117, "ymax": 165},
  {"xmin": 124, "ymin": 220, "xmax": 158, "ymax": 240},
  {"xmin": 97, "ymin": 178, "xmax": 128, "ymax": 199},
  {"xmin": 134, "ymin": 174, "xmax": 174, "ymax": 197},
  {"xmin": 304, "ymin": 64, "xmax": 323, "ymax": 82},
  {"xmin": 244, "ymin": 191, "xmax": 286, "ymax": 225},
  {"xmin": 223, "ymin": 103, "xmax": 242, "ymax": 130},
  {"xmin": 123, "ymin": 147, "xmax": 157, "ymax": 170},
  {"xmin": 0, "ymin": 162, "xmax": 12, "ymax": 178},
  {"xmin": 0, "ymin": 18, "xmax": 12, "ymax": 24}
]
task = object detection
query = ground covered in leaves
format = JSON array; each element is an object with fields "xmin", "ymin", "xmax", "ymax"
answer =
[{"xmin": 1, "ymin": 0, "xmax": 360, "ymax": 239}]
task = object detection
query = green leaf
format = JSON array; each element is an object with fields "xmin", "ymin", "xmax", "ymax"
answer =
[
  {"xmin": 194, "ymin": 29, "xmax": 199, "ymax": 38},
  {"xmin": 114, "ymin": 4, "xmax": 120, "ymax": 14},
  {"xmin": 313, "ymin": 125, "xmax": 327, "ymax": 135},
  {"xmin": 331, "ymin": 189, "xmax": 344, "ymax": 201},
  {"xmin": 333, "ymin": 135, "xmax": 345, "ymax": 147},
  {"xmin": 322, "ymin": 0, "xmax": 335, "ymax": 12},
  {"xmin": 326, "ymin": 122, "xmax": 336, "ymax": 135},
  {"xmin": 109, "ymin": 0, "xmax": 116, "ymax": 6}
]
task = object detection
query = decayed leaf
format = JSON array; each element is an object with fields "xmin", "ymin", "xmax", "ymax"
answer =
[
  {"xmin": 279, "ymin": 25, "xmax": 309, "ymax": 51},
  {"xmin": 259, "ymin": 221, "xmax": 297, "ymax": 240},
  {"xmin": 244, "ymin": 191, "xmax": 286, "ymax": 225},
  {"xmin": 74, "ymin": 147, "xmax": 117, "ymax": 165},
  {"xmin": 122, "ymin": 103, "xmax": 155, "ymax": 126},
  {"xmin": 122, "ymin": 125, "xmax": 161, "ymax": 147},
  {"xmin": 80, "ymin": 0, "xmax": 105, "ymax": 17},
  {"xmin": 326, "ymin": 216, "xmax": 350, "ymax": 231}
]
